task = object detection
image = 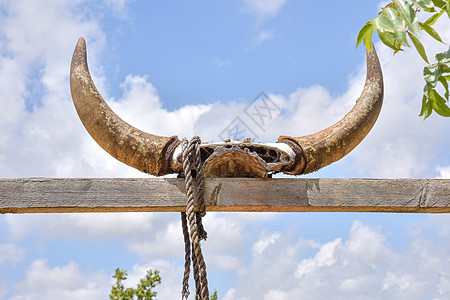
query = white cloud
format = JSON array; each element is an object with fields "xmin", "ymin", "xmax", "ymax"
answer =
[
  {"xmin": 222, "ymin": 287, "xmax": 237, "ymax": 300},
  {"xmin": 242, "ymin": 0, "xmax": 287, "ymax": 20},
  {"xmin": 4, "ymin": 212, "xmax": 249, "ymax": 273},
  {"xmin": 225, "ymin": 219, "xmax": 450, "ymax": 299},
  {"xmin": 124, "ymin": 260, "xmax": 185, "ymax": 300},
  {"xmin": 111, "ymin": 75, "xmax": 211, "ymax": 139},
  {"xmin": 263, "ymin": 289, "xmax": 288, "ymax": 300},
  {"xmin": 251, "ymin": 231, "xmax": 281, "ymax": 256},
  {"xmin": 436, "ymin": 165, "xmax": 450, "ymax": 179},
  {"xmin": 103, "ymin": 0, "xmax": 134, "ymax": 18},
  {"xmin": 212, "ymin": 58, "xmax": 231, "ymax": 67},
  {"xmin": 346, "ymin": 221, "xmax": 389, "ymax": 262},
  {"xmin": 0, "ymin": 284, "xmax": 7, "ymax": 299},
  {"xmin": 11, "ymin": 259, "xmax": 109, "ymax": 300},
  {"xmin": 125, "ymin": 219, "xmax": 185, "ymax": 258},
  {"xmin": 4, "ymin": 212, "xmax": 176, "ymax": 241},
  {"xmin": 0, "ymin": 244, "xmax": 26, "ymax": 264},
  {"xmin": 0, "ymin": 51, "xmax": 209, "ymax": 178},
  {"xmin": 201, "ymin": 213, "xmax": 247, "ymax": 271},
  {"xmin": 247, "ymin": 29, "xmax": 275, "ymax": 49},
  {"xmin": 6, "ymin": 72, "xmax": 210, "ymax": 178},
  {"xmin": 9, "ymin": 258, "xmax": 190, "ymax": 300},
  {"xmin": 0, "ymin": 0, "xmax": 106, "ymax": 178}
]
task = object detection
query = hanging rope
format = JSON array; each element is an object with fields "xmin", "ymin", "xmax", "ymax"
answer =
[{"xmin": 180, "ymin": 136, "xmax": 209, "ymax": 300}]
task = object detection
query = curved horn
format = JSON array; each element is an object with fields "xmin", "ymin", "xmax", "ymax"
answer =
[
  {"xmin": 70, "ymin": 37, "xmax": 179, "ymax": 176},
  {"xmin": 279, "ymin": 46, "xmax": 384, "ymax": 175}
]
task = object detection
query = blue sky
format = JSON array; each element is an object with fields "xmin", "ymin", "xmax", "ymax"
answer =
[
  {"xmin": 102, "ymin": 0, "xmax": 379, "ymax": 110},
  {"xmin": 0, "ymin": 0, "xmax": 450, "ymax": 299}
]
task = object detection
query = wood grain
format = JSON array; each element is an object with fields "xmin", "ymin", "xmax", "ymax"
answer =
[{"xmin": 0, "ymin": 178, "xmax": 448, "ymax": 213}]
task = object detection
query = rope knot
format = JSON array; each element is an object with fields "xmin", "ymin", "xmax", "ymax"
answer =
[{"xmin": 180, "ymin": 136, "xmax": 209, "ymax": 300}]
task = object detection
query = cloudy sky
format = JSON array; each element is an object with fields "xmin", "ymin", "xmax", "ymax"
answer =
[{"xmin": 1, "ymin": 0, "xmax": 450, "ymax": 299}]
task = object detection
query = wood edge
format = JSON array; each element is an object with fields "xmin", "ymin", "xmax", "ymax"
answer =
[{"xmin": 2, "ymin": 205, "xmax": 450, "ymax": 214}]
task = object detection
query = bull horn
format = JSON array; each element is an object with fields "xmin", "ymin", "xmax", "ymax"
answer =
[
  {"xmin": 70, "ymin": 37, "xmax": 179, "ymax": 176},
  {"xmin": 279, "ymin": 46, "xmax": 384, "ymax": 175}
]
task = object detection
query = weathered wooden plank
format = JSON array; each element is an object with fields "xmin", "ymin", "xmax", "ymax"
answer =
[{"xmin": 0, "ymin": 178, "xmax": 448, "ymax": 213}]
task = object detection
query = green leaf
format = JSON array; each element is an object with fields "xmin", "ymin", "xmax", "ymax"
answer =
[
  {"xmin": 210, "ymin": 290, "xmax": 218, "ymax": 300},
  {"xmin": 419, "ymin": 22, "xmax": 445, "ymax": 43},
  {"xmin": 447, "ymin": 1, "xmax": 450, "ymax": 18},
  {"xmin": 435, "ymin": 47, "xmax": 450, "ymax": 60},
  {"xmin": 379, "ymin": 2, "xmax": 398, "ymax": 13},
  {"xmin": 425, "ymin": 98, "xmax": 433, "ymax": 118},
  {"xmin": 436, "ymin": 47, "xmax": 450, "ymax": 73},
  {"xmin": 371, "ymin": 15, "xmax": 395, "ymax": 33},
  {"xmin": 356, "ymin": 22, "xmax": 373, "ymax": 51},
  {"xmin": 422, "ymin": 49, "xmax": 450, "ymax": 101},
  {"xmin": 424, "ymin": 9, "xmax": 446, "ymax": 25},
  {"xmin": 394, "ymin": 0, "xmax": 421, "ymax": 36},
  {"xmin": 424, "ymin": 63, "xmax": 440, "ymax": 86},
  {"xmin": 364, "ymin": 29, "xmax": 373, "ymax": 51},
  {"xmin": 430, "ymin": 89, "xmax": 450, "ymax": 116},
  {"xmin": 432, "ymin": 0, "xmax": 447, "ymax": 9},
  {"xmin": 378, "ymin": 30, "xmax": 403, "ymax": 51},
  {"xmin": 371, "ymin": 11, "xmax": 405, "ymax": 52},
  {"xmin": 422, "ymin": 83, "xmax": 434, "ymax": 119},
  {"xmin": 420, "ymin": 94, "xmax": 433, "ymax": 118},
  {"xmin": 413, "ymin": 0, "xmax": 435, "ymax": 9},
  {"xmin": 433, "ymin": 89, "xmax": 447, "ymax": 104},
  {"xmin": 420, "ymin": 94, "xmax": 427, "ymax": 116},
  {"xmin": 408, "ymin": 31, "xmax": 429, "ymax": 62},
  {"xmin": 421, "ymin": 96, "xmax": 434, "ymax": 119},
  {"xmin": 383, "ymin": 7, "xmax": 410, "ymax": 46},
  {"xmin": 438, "ymin": 75, "xmax": 450, "ymax": 98}
]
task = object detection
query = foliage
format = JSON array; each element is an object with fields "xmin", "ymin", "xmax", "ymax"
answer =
[
  {"xmin": 356, "ymin": 0, "xmax": 450, "ymax": 119},
  {"xmin": 210, "ymin": 290, "xmax": 218, "ymax": 300},
  {"xmin": 110, "ymin": 268, "xmax": 161, "ymax": 300},
  {"xmin": 109, "ymin": 268, "xmax": 218, "ymax": 300}
]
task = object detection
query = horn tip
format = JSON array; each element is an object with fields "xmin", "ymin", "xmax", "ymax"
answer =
[
  {"xmin": 75, "ymin": 37, "xmax": 86, "ymax": 52},
  {"xmin": 77, "ymin": 36, "xmax": 86, "ymax": 44},
  {"xmin": 365, "ymin": 44, "xmax": 383, "ymax": 81},
  {"xmin": 71, "ymin": 37, "xmax": 88, "ymax": 74}
]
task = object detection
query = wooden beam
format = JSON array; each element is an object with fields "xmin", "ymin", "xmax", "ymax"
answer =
[{"xmin": 0, "ymin": 178, "xmax": 449, "ymax": 214}]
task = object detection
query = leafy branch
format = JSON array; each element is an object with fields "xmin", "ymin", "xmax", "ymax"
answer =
[
  {"xmin": 356, "ymin": 0, "xmax": 450, "ymax": 119},
  {"xmin": 110, "ymin": 268, "xmax": 161, "ymax": 300},
  {"xmin": 109, "ymin": 268, "xmax": 218, "ymax": 300}
]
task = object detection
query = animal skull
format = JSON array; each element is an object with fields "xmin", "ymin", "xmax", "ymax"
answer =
[{"xmin": 70, "ymin": 37, "xmax": 383, "ymax": 178}]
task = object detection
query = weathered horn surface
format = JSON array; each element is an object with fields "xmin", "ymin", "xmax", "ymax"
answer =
[
  {"xmin": 70, "ymin": 37, "xmax": 179, "ymax": 176},
  {"xmin": 278, "ymin": 46, "xmax": 384, "ymax": 175}
]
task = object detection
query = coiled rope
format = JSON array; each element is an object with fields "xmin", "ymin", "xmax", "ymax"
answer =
[{"xmin": 180, "ymin": 136, "xmax": 209, "ymax": 300}]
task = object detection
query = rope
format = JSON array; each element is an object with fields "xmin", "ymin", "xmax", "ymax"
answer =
[
  {"xmin": 181, "ymin": 212, "xmax": 191, "ymax": 298},
  {"xmin": 180, "ymin": 136, "xmax": 209, "ymax": 300}
]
